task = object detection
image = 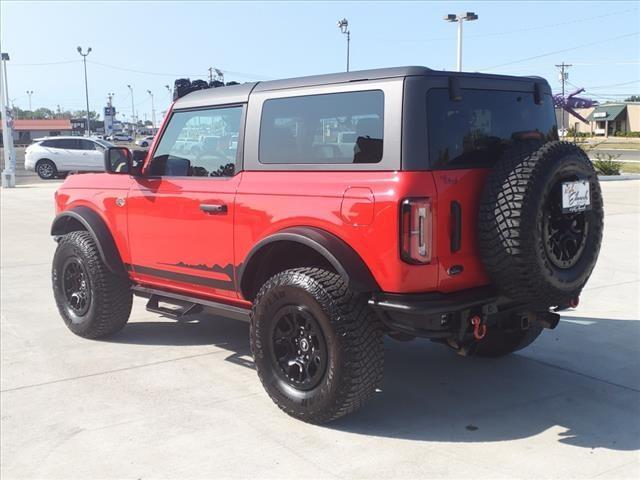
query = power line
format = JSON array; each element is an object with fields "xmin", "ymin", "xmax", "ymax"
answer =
[
  {"xmin": 87, "ymin": 60, "xmax": 270, "ymax": 80},
  {"xmin": 584, "ymin": 80, "xmax": 640, "ymax": 89},
  {"xmin": 472, "ymin": 7, "xmax": 638, "ymax": 40},
  {"xmin": 9, "ymin": 60, "xmax": 81, "ymax": 66},
  {"xmin": 479, "ymin": 31, "xmax": 639, "ymax": 71},
  {"xmin": 389, "ymin": 7, "xmax": 637, "ymax": 43}
]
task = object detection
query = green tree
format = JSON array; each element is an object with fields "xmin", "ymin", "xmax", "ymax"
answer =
[{"xmin": 625, "ymin": 95, "xmax": 640, "ymax": 102}]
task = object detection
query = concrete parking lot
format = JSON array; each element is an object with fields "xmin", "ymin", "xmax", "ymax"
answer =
[{"xmin": 1, "ymin": 179, "xmax": 639, "ymax": 479}]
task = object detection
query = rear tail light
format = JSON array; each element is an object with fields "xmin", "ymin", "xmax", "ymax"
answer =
[{"xmin": 400, "ymin": 197, "xmax": 432, "ymax": 264}]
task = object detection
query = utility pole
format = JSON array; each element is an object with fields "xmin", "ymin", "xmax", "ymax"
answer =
[
  {"xmin": 208, "ymin": 67, "xmax": 214, "ymax": 83},
  {"xmin": 147, "ymin": 90, "xmax": 156, "ymax": 131},
  {"xmin": 26, "ymin": 90, "xmax": 34, "ymax": 117},
  {"xmin": 556, "ymin": 62, "xmax": 572, "ymax": 137},
  {"xmin": 1, "ymin": 52, "xmax": 16, "ymax": 188},
  {"xmin": 337, "ymin": 18, "xmax": 351, "ymax": 72},
  {"xmin": 127, "ymin": 84, "xmax": 136, "ymax": 135},
  {"xmin": 77, "ymin": 46, "xmax": 92, "ymax": 136}
]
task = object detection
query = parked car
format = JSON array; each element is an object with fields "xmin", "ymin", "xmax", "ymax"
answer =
[
  {"xmin": 135, "ymin": 136, "xmax": 155, "ymax": 148},
  {"xmin": 50, "ymin": 67, "xmax": 603, "ymax": 424},
  {"xmin": 25, "ymin": 136, "xmax": 114, "ymax": 179},
  {"xmin": 107, "ymin": 133, "xmax": 133, "ymax": 142}
]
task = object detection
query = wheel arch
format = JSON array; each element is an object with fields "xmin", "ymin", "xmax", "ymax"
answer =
[
  {"xmin": 238, "ymin": 226, "xmax": 380, "ymax": 301},
  {"xmin": 51, "ymin": 206, "xmax": 126, "ymax": 276}
]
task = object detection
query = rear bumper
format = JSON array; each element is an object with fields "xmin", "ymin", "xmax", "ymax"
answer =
[{"xmin": 369, "ymin": 286, "xmax": 553, "ymax": 338}]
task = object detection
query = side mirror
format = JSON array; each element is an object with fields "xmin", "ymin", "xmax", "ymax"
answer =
[{"xmin": 105, "ymin": 147, "xmax": 132, "ymax": 174}]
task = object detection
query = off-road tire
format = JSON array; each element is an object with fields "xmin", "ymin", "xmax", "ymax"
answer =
[
  {"xmin": 479, "ymin": 141, "xmax": 603, "ymax": 306},
  {"xmin": 52, "ymin": 231, "xmax": 132, "ymax": 339},
  {"xmin": 250, "ymin": 267, "xmax": 384, "ymax": 424},
  {"xmin": 36, "ymin": 159, "xmax": 57, "ymax": 180},
  {"xmin": 473, "ymin": 324, "xmax": 544, "ymax": 357}
]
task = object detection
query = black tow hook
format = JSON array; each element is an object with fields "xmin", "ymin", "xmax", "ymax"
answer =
[{"xmin": 530, "ymin": 311, "xmax": 561, "ymax": 330}]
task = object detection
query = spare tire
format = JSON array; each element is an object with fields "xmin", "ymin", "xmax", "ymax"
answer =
[{"xmin": 479, "ymin": 141, "xmax": 603, "ymax": 306}]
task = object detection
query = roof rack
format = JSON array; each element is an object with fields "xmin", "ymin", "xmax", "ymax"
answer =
[{"xmin": 173, "ymin": 78, "xmax": 240, "ymax": 101}]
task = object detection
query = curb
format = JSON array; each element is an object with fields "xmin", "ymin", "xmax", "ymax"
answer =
[{"xmin": 597, "ymin": 174, "xmax": 640, "ymax": 182}]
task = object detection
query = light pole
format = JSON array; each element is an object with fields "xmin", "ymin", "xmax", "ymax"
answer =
[
  {"xmin": 147, "ymin": 90, "xmax": 156, "ymax": 131},
  {"xmin": 337, "ymin": 18, "xmax": 350, "ymax": 72},
  {"xmin": 165, "ymin": 84, "xmax": 172, "ymax": 103},
  {"xmin": 444, "ymin": 12, "xmax": 478, "ymax": 72},
  {"xmin": 77, "ymin": 46, "xmax": 92, "ymax": 135},
  {"xmin": 26, "ymin": 90, "xmax": 34, "ymax": 118},
  {"xmin": 1, "ymin": 52, "xmax": 16, "ymax": 188},
  {"xmin": 127, "ymin": 84, "xmax": 136, "ymax": 135}
]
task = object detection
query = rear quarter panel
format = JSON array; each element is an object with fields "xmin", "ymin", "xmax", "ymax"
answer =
[{"xmin": 235, "ymin": 171, "xmax": 443, "ymax": 294}]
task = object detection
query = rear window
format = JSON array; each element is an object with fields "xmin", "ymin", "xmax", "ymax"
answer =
[
  {"xmin": 259, "ymin": 90, "xmax": 384, "ymax": 164},
  {"xmin": 427, "ymin": 88, "xmax": 557, "ymax": 169}
]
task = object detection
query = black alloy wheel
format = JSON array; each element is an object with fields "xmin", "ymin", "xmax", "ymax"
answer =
[
  {"xmin": 61, "ymin": 257, "xmax": 92, "ymax": 318},
  {"xmin": 270, "ymin": 305, "xmax": 328, "ymax": 391}
]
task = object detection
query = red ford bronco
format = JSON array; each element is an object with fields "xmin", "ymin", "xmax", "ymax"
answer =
[{"xmin": 51, "ymin": 67, "xmax": 603, "ymax": 423}]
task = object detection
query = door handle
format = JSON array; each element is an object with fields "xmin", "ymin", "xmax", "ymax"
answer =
[{"xmin": 199, "ymin": 203, "xmax": 227, "ymax": 214}]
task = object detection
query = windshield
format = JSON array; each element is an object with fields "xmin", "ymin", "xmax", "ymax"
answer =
[{"xmin": 427, "ymin": 88, "xmax": 558, "ymax": 169}]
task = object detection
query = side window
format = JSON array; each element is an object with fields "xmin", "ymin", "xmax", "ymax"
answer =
[
  {"xmin": 259, "ymin": 90, "xmax": 384, "ymax": 164},
  {"xmin": 150, "ymin": 106, "xmax": 243, "ymax": 177},
  {"xmin": 58, "ymin": 139, "xmax": 80, "ymax": 150},
  {"xmin": 40, "ymin": 140, "xmax": 58, "ymax": 148},
  {"xmin": 79, "ymin": 139, "xmax": 96, "ymax": 151}
]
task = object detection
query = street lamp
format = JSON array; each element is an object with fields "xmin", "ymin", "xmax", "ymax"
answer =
[
  {"xmin": 76, "ymin": 46, "xmax": 92, "ymax": 135},
  {"xmin": 147, "ymin": 89, "xmax": 156, "ymax": 131},
  {"xmin": 165, "ymin": 84, "xmax": 172, "ymax": 102},
  {"xmin": 337, "ymin": 18, "xmax": 351, "ymax": 72},
  {"xmin": 26, "ymin": 90, "xmax": 34, "ymax": 117},
  {"xmin": 444, "ymin": 12, "xmax": 478, "ymax": 72}
]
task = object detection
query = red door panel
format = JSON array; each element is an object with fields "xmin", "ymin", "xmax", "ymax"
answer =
[{"xmin": 126, "ymin": 175, "xmax": 242, "ymax": 300}]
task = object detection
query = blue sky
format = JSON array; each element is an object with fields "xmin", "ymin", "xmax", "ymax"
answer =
[{"xmin": 1, "ymin": 0, "xmax": 639, "ymax": 122}]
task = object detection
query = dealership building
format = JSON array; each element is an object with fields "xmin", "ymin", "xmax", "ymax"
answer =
[
  {"xmin": 0, "ymin": 119, "xmax": 72, "ymax": 146},
  {"xmin": 556, "ymin": 102, "xmax": 640, "ymax": 136}
]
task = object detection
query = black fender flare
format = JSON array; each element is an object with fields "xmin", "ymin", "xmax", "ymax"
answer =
[
  {"xmin": 50, "ymin": 206, "xmax": 126, "ymax": 276},
  {"xmin": 238, "ymin": 226, "xmax": 380, "ymax": 299}
]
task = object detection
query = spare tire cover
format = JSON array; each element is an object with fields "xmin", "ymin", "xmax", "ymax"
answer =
[{"xmin": 478, "ymin": 141, "xmax": 603, "ymax": 306}]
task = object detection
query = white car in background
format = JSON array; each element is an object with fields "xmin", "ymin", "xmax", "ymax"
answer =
[
  {"xmin": 135, "ymin": 136, "xmax": 155, "ymax": 148},
  {"xmin": 25, "ymin": 137, "xmax": 114, "ymax": 179},
  {"xmin": 107, "ymin": 133, "xmax": 133, "ymax": 142}
]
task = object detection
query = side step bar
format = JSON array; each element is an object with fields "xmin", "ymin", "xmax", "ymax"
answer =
[{"xmin": 132, "ymin": 285, "xmax": 251, "ymax": 322}]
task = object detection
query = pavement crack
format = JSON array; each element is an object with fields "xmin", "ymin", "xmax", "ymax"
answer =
[
  {"xmin": 0, "ymin": 350, "xmax": 225, "ymax": 393},
  {"xmin": 524, "ymin": 357, "xmax": 640, "ymax": 393}
]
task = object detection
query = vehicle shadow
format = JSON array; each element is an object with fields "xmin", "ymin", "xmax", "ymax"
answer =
[
  {"xmin": 107, "ymin": 313, "xmax": 640, "ymax": 451},
  {"xmin": 107, "ymin": 312, "xmax": 251, "ymax": 351}
]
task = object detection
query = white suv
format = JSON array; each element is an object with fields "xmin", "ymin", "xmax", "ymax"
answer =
[{"xmin": 25, "ymin": 137, "xmax": 113, "ymax": 179}]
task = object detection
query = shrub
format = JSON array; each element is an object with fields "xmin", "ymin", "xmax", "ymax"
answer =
[
  {"xmin": 593, "ymin": 153, "xmax": 623, "ymax": 175},
  {"xmin": 613, "ymin": 131, "xmax": 640, "ymax": 138}
]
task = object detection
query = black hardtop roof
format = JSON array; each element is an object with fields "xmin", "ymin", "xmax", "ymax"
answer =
[{"xmin": 173, "ymin": 66, "xmax": 548, "ymax": 109}]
